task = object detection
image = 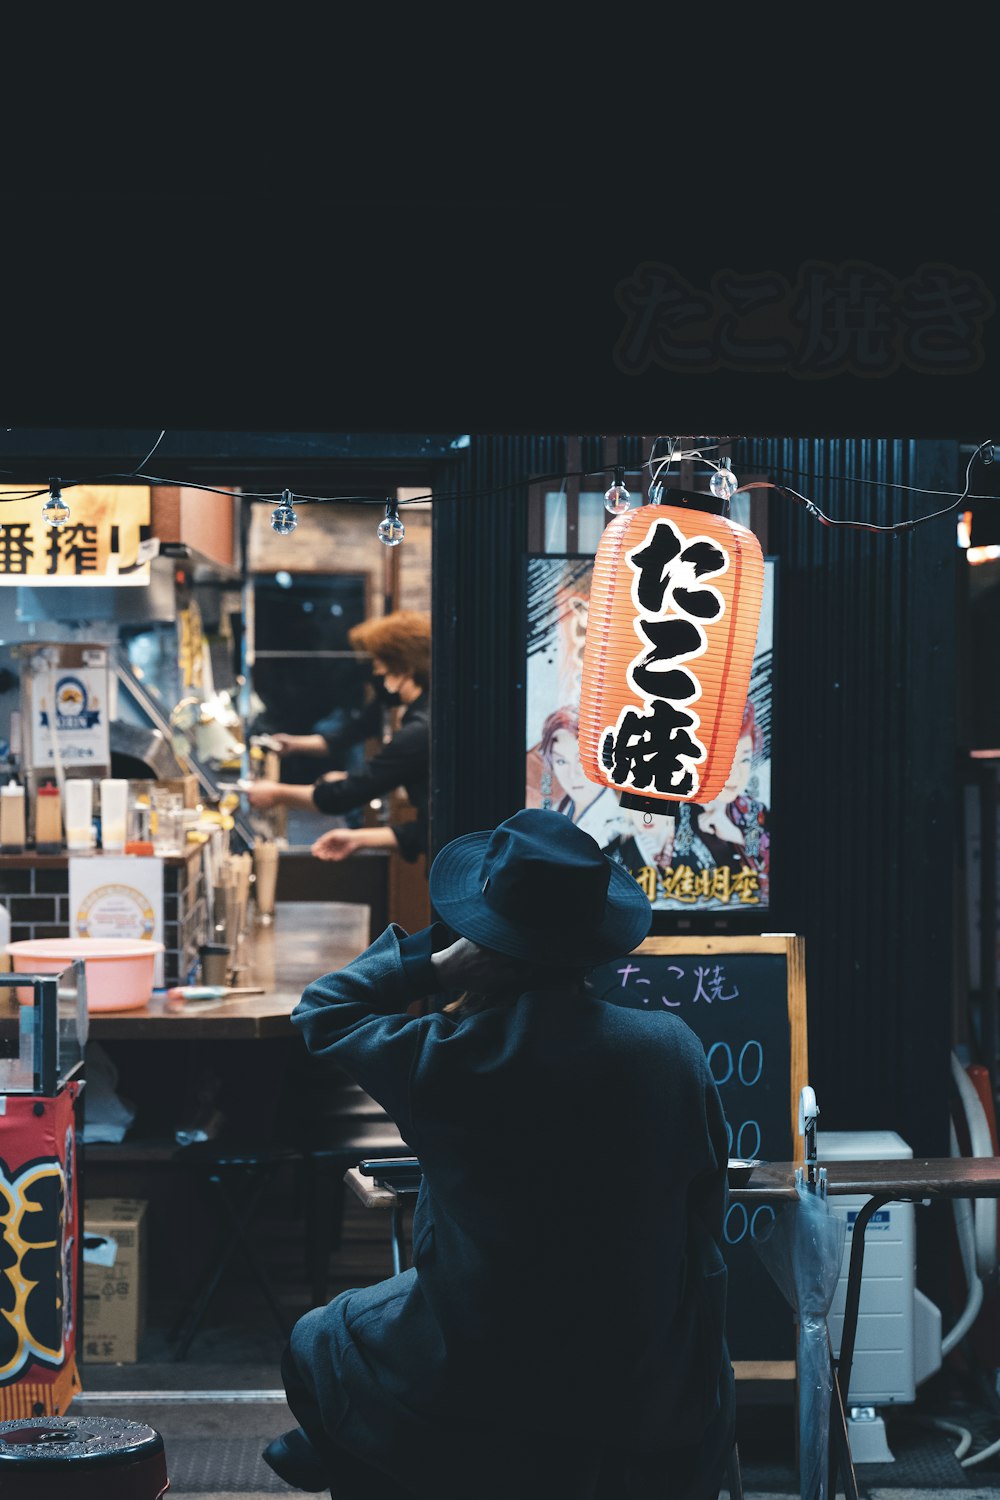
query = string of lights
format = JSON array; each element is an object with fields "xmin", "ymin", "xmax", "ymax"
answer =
[{"xmin": 0, "ymin": 434, "xmax": 995, "ymax": 546}]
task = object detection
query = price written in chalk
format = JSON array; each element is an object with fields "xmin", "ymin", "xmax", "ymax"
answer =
[
  {"xmin": 592, "ymin": 938, "xmax": 807, "ymax": 1362},
  {"xmin": 594, "ymin": 948, "xmax": 799, "ymax": 1258}
]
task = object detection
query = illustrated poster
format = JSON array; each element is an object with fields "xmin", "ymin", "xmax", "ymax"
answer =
[{"xmin": 526, "ymin": 555, "xmax": 775, "ymax": 914}]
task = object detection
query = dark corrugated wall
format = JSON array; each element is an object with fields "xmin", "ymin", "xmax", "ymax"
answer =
[
  {"xmin": 433, "ymin": 433, "xmax": 959, "ymax": 1165},
  {"xmin": 741, "ymin": 437, "xmax": 959, "ymax": 1165},
  {"xmin": 431, "ymin": 436, "xmax": 642, "ymax": 845},
  {"xmin": 431, "ymin": 434, "xmax": 552, "ymax": 844}
]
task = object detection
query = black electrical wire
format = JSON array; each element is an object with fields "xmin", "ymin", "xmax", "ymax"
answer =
[
  {"xmin": 0, "ymin": 437, "xmax": 996, "ymax": 540},
  {"xmin": 771, "ymin": 440, "xmax": 991, "ymax": 536}
]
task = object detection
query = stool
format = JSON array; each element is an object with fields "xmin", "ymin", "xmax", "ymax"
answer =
[
  {"xmin": 0, "ymin": 1416, "xmax": 168, "ymax": 1500},
  {"xmin": 171, "ymin": 1140, "xmax": 301, "ymax": 1359},
  {"xmin": 304, "ymin": 1118, "xmax": 413, "ymax": 1306},
  {"xmin": 357, "ymin": 1155, "xmax": 423, "ymax": 1274}
]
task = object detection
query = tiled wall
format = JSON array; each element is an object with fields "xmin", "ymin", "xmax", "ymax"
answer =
[
  {"xmin": 0, "ymin": 867, "xmax": 70, "ymax": 941},
  {"xmin": 0, "ymin": 852, "xmax": 207, "ymax": 987}
]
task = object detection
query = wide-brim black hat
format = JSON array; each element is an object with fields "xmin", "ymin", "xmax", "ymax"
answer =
[{"xmin": 429, "ymin": 808, "xmax": 652, "ymax": 969}]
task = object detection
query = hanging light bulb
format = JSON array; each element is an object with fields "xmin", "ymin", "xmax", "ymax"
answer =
[
  {"xmin": 377, "ymin": 498, "xmax": 405, "ymax": 546},
  {"xmin": 43, "ymin": 478, "xmax": 70, "ymax": 528},
  {"xmin": 709, "ymin": 459, "xmax": 739, "ymax": 501},
  {"xmin": 270, "ymin": 489, "xmax": 298, "ymax": 535},
  {"xmin": 604, "ymin": 465, "xmax": 632, "ymax": 516}
]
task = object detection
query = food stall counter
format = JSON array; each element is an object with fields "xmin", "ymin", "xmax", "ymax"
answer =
[{"xmin": 86, "ymin": 901, "xmax": 371, "ymax": 1039}]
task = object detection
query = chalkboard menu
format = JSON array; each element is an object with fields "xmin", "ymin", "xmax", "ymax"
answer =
[{"xmin": 589, "ymin": 935, "xmax": 807, "ymax": 1379}]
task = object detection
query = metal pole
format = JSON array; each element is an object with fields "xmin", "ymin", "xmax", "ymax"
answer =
[{"xmin": 980, "ymin": 765, "xmax": 998, "ymax": 1093}]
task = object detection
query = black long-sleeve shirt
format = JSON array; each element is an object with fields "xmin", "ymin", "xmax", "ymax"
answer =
[
  {"xmin": 311, "ymin": 692, "xmax": 429, "ymax": 861},
  {"xmin": 317, "ymin": 695, "xmax": 383, "ymax": 757}
]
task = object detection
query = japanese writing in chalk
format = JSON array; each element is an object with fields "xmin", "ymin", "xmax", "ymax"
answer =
[
  {"xmin": 601, "ymin": 517, "xmax": 729, "ymax": 800},
  {"xmin": 614, "ymin": 959, "xmax": 740, "ymax": 1009}
]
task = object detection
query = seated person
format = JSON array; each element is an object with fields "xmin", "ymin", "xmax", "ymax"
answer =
[
  {"xmin": 246, "ymin": 610, "xmax": 430, "ymax": 863},
  {"xmin": 264, "ymin": 808, "xmax": 735, "ymax": 1500}
]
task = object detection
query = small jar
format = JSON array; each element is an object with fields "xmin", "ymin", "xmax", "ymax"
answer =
[
  {"xmin": 125, "ymin": 798, "xmax": 154, "ymax": 856},
  {"xmin": 0, "ymin": 782, "xmax": 26, "ymax": 853}
]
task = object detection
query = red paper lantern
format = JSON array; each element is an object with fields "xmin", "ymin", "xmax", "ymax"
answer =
[{"xmin": 579, "ymin": 490, "xmax": 765, "ymax": 812}]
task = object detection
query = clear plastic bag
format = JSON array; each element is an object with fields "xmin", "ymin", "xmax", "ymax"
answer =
[{"xmin": 753, "ymin": 1167, "xmax": 846, "ymax": 1500}]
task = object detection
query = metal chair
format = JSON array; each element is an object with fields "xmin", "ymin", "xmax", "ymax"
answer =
[
  {"xmin": 303, "ymin": 1084, "xmax": 414, "ymax": 1305},
  {"xmin": 724, "ymin": 1440, "xmax": 744, "ymax": 1500},
  {"xmin": 354, "ymin": 1155, "xmax": 745, "ymax": 1500}
]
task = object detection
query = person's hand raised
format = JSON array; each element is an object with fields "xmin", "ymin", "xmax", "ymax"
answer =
[
  {"xmin": 430, "ymin": 937, "xmax": 557, "ymax": 996},
  {"xmin": 311, "ymin": 828, "xmax": 363, "ymax": 862}
]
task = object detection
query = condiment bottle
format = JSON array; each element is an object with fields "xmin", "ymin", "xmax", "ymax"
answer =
[
  {"xmin": 0, "ymin": 781, "xmax": 26, "ymax": 853},
  {"xmin": 34, "ymin": 782, "xmax": 63, "ymax": 854}
]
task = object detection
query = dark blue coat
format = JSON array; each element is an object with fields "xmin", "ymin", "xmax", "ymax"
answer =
[{"xmin": 289, "ymin": 925, "xmax": 735, "ymax": 1500}]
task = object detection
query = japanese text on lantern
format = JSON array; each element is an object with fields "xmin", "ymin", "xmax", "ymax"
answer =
[{"xmin": 600, "ymin": 517, "xmax": 728, "ymax": 799}]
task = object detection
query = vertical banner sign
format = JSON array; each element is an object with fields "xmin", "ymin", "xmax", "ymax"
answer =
[
  {"xmin": 527, "ymin": 556, "xmax": 775, "ymax": 913},
  {"xmin": 0, "ymin": 1083, "xmax": 82, "ymax": 1417}
]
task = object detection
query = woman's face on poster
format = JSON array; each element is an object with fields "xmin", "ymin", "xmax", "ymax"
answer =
[{"xmin": 720, "ymin": 732, "xmax": 755, "ymax": 802}]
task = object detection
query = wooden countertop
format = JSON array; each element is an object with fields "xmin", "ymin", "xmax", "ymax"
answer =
[
  {"xmin": 729, "ymin": 1156, "xmax": 1000, "ymax": 1201},
  {"xmin": 1, "ymin": 898, "xmax": 372, "ymax": 1039},
  {"xmin": 0, "ymin": 847, "xmax": 201, "ymax": 868},
  {"xmin": 82, "ymin": 900, "xmax": 370, "ymax": 1039}
]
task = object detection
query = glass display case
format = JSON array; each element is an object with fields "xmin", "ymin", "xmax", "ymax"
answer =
[{"xmin": 0, "ymin": 960, "xmax": 87, "ymax": 1096}]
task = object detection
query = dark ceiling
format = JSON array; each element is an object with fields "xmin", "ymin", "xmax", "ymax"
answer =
[{"xmin": 0, "ymin": 430, "xmax": 465, "ymax": 492}]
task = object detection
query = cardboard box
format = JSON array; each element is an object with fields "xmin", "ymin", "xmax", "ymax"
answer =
[{"xmin": 82, "ymin": 1198, "xmax": 148, "ymax": 1364}]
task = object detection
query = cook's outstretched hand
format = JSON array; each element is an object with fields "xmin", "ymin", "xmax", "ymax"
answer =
[
  {"xmin": 245, "ymin": 780, "xmax": 284, "ymax": 810},
  {"xmin": 311, "ymin": 828, "xmax": 362, "ymax": 861}
]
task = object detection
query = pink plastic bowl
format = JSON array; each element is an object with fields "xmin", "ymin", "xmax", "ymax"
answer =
[{"xmin": 5, "ymin": 938, "xmax": 165, "ymax": 1011}]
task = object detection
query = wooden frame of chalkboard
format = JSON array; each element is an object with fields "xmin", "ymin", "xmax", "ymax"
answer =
[
  {"xmin": 632, "ymin": 935, "xmax": 808, "ymax": 1163},
  {"xmin": 591, "ymin": 933, "xmax": 808, "ymax": 1384}
]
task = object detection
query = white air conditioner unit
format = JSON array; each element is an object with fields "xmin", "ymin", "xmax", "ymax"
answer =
[{"xmin": 817, "ymin": 1130, "xmax": 942, "ymax": 1463}]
